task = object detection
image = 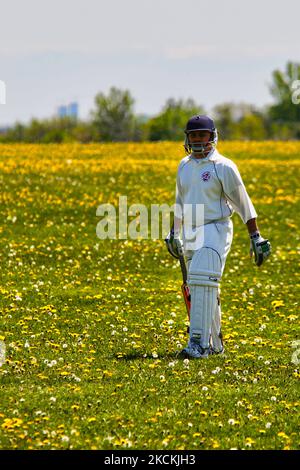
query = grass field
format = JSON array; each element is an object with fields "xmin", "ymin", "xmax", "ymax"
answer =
[{"xmin": 0, "ymin": 141, "xmax": 299, "ymax": 450}]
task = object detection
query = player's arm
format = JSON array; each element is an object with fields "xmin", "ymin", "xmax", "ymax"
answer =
[
  {"xmin": 165, "ymin": 170, "xmax": 184, "ymax": 258},
  {"xmin": 173, "ymin": 215, "xmax": 182, "ymax": 238},
  {"xmin": 165, "ymin": 216, "xmax": 183, "ymax": 259},
  {"xmin": 222, "ymin": 164, "xmax": 271, "ymax": 266},
  {"xmin": 246, "ymin": 217, "xmax": 258, "ymax": 234},
  {"xmin": 246, "ymin": 217, "xmax": 271, "ymax": 267}
]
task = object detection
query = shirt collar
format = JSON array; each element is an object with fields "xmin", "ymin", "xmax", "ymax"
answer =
[{"xmin": 190, "ymin": 148, "xmax": 217, "ymax": 162}]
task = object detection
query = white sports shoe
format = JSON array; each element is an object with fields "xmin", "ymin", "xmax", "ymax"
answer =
[
  {"xmin": 209, "ymin": 346, "xmax": 225, "ymax": 355},
  {"xmin": 178, "ymin": 339, "xmax": 210, "ymax": 359}
]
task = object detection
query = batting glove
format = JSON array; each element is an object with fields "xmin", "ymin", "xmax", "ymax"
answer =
[
  {"xmin": 250, "ymin": 231, "xmax": 271, "ymax": 266},
  {"xmin": 165, "ymin": 227, "xmax": 183, "ymax": 259}
]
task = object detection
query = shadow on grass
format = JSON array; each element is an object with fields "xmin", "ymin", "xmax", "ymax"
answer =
[{"xmin": 112, "ymin": 351, "xmax": 181, "ymax": 361}]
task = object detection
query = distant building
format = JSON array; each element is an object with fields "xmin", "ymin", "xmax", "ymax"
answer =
[
  {"xmin": 57, "ymin": 105, "xmax": 68, "ymax": 118},
  {"xmin": 68, "ymin": 102, "xmax": 78, "ymax": 118},
  {"xmin": 57, "ymin": 102, "xmax": 78, "ymax": 119}
]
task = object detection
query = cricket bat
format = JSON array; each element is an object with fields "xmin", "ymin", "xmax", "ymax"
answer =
[
  {"xmin": 178, "ymin": 251, "xmax": 191, "ymax": 323},
  {"xmin": 165, "ymin": 222, "xmax": 190, "ymax": 331}
]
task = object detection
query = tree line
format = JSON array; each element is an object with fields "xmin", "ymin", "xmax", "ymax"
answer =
[{"xmin": 1, "ymin": 61, "xmax": 299, "ymax": 143}]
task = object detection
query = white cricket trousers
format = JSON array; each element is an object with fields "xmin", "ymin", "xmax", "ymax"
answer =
[
  {"xmin": 184, "ymin": 218, "xmax": 233, "ymax": 276},
  {"xmin": 184, "ymin": 218, "xmax": 233, "ymax": 351}
]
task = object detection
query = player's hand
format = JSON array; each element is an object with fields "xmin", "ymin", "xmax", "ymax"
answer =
[
  {"xmin": 165, "ymin": 227, "xmax": 183, "ymax": 259},
  {"xmin": 249, "ymin": 231, "xmax": 271, "ymax": 266}
]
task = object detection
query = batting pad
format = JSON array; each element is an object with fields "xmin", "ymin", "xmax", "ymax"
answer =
[{"xmin": 188, "ymin": 247, "xmax": 221, "ymax": 349}]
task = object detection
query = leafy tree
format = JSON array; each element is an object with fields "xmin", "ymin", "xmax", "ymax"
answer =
[
  {"xmin": 213, "ymin": 103, "xmax": 267, "ymax": 140},
  {"xmin": 146, "ymin": 98, "xmax": 204, "ymax": 141},
  {"xmin": 268, "ymin": 61, "xmax": 300, "ymax": 124},
  {"xmin": 91, "ymin": 87, "xmax": 135, "ymax": 141},
  {"xmin": 212, "ymin": 103, "xmax": 235, "ymax": 140},
  {"xmin": 232, "ymin": 113, "xmax": 267, "ymax": 140},
  {"xmin": 70, "ymin": 121, "xmax": 96, "ymax": 143},
  {"xmin": 24, "ymin": 117, "xmax": 77, "ymax": 143},
  {"xmin": 0, "ymin": 122, "xmax": 26, "ymax": 142},
  {"xmin": 24, "ymin": 119, "xmax": 50, "ymax": 142},
  {"xmin": 269, "ymin": 122, "xmax": 296, "ymax": 140}
]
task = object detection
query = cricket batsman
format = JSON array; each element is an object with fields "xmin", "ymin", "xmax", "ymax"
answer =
[{"xmin": 165, "ymin": 115, "xmax": 271, "ymax": 359}]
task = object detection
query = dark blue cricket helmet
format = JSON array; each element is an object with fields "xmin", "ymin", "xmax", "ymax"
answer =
[{"xmin": 184, "ymin": 115, "xmax": 218, "ymax": 154}]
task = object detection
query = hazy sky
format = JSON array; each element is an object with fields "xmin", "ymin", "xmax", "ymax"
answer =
[{"xmin": 0, "ymin": 0, "xmax": 299, "ymax": 125}]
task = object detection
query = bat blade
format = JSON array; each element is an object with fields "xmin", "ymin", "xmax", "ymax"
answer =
[
  {"xmin": 178, "ymin": 252, "xmax": 191, "ymax": 334},
  {"xmin": 181, "ymin": 282, "xmax": 191, "ymax": 320}
]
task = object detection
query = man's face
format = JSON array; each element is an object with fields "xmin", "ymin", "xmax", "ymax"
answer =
[
  {"xmin": 188, "ymin": 130, "xmax": 212, "ymax": 157},
  {"xmin": 188, "ymin": 130, "xmax": 211, "ymax": 144}
]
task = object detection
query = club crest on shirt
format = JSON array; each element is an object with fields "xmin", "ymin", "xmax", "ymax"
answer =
[{"xmin": 201, "ymin": 171, "xmax": 211, "ymax": 182}]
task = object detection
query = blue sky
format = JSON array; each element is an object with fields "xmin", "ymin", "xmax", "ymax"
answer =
[{"xmin": 0, "ymin": 0, "xmax": 299, "ymax": 126}]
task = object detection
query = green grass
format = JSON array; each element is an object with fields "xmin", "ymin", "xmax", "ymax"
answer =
[{"xmin": 0, "ymin": 142, "xmax": 299, "ymax": 449}]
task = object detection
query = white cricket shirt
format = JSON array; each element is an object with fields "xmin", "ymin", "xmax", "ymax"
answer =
[{"xmin": 175, "ymin": 148, "xmax": 257, "ymax": 229}]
